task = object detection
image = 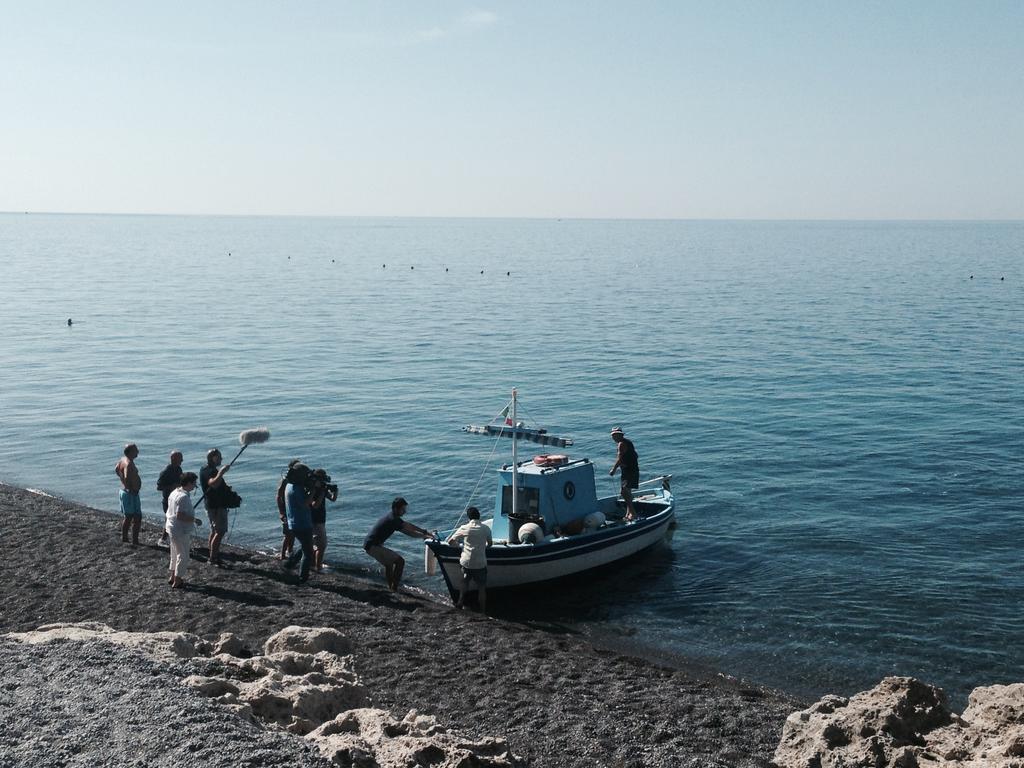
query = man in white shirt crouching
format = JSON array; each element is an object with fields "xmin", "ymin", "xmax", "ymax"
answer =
[{"xmin": 447, "ymin": 506, "xmax": 493, "ymax": 612}]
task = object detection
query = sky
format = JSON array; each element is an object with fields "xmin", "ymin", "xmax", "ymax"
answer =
[{"xmin": 1, "ymin": 1, "xmax": 1022, "ymax": 219}]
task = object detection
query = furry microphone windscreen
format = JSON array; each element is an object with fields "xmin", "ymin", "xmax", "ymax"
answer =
[{"xmin": 239, "ymin": 427, "xmax": 271, "ymax": 446}]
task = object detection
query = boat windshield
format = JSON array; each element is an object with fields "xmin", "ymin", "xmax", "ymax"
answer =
[{"xmin": 500, "ymin": 485, "xmax": 540, "ymax": 517}]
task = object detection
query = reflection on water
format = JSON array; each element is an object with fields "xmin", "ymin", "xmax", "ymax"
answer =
[{"xmin": 0, "ymin": 214, "xmax": 1021, "ymax": 704}]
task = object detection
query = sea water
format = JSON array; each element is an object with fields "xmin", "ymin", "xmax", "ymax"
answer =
[{"xmin": 0, "ymin": 213, "xmax": 1021, "ymax": 703}]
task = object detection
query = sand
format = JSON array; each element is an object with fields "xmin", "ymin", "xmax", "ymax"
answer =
[{"xmin": 0, "ymin": 483, "xmax": 801, "ymax": 767}]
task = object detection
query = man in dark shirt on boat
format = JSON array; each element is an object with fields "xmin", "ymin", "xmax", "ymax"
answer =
[
  {"xmin": 363, "ymin": 497, "xmax": 435, "ymax": 592},
  {"xmin": 609, "ymin": 427, "xmax": 640, "ymax": 521}
]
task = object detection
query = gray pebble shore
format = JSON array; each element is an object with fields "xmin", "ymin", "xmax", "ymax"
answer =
[
  {"xmin": 0, "ymin": 484, "xmax": 801, "ymax": 767},
  {"xmin": 0, "ymin": 638, "xmax": 331, "ymax": 768}
]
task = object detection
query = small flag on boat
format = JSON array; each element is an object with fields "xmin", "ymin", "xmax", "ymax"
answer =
[
  {"xmin": 463, "ymin": 424, "xmax": 573, "ymax": 447},
  {"xmin": 499, "ymin": 404, "xmax": 514, "ymax": 426}
]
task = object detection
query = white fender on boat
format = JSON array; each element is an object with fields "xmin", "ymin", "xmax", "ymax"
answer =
[
  {"xmin": 517, "ymin": 522, "xmax": 544, "ymax": 544},
  {"xmin": 424, "ymin": 543, "xmax": 437, "ymax": 575},
  {"xmin": 583, "ymin": 511, "xmax": 606, "ymax": 530}
]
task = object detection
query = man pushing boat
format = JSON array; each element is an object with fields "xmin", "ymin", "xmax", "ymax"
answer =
[{"xmin": 363, "ymin": 497, "xmax": 435, "ymax": 591}]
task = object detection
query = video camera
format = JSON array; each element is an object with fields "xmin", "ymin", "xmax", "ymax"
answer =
[
  {"xmin": 311, "ymin": 469, "xmax": 338, "ymax": 497},
  {"xmin": 286, "ymin": 463, "xmax": 337, "ymax": 496}
]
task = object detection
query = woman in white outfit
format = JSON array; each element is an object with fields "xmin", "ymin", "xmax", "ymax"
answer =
[{"xmin": 165, "ymin": 472, "xmax": 200, "ymax": 588}]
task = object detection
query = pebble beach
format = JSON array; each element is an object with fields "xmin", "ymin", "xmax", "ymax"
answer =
[{"xmin": 0, "ymin": 483, "xmax": 801, "ymax": 767}]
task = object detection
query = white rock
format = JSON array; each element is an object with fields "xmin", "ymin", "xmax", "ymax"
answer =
[
  {"xmin": 263, "ymin": 626, "xmax": 353, "ymax": 657},
  {"xmin": 182, "ymin": 675, "xmax": 240, "ymax": 698},
  {"xmin": 775, "ymin": 676, "xmax": 1024, "ymax": 768},
  {"xmin": 308, "ymin": 708, "xmax": 518, "ymax": 768},
  {"xmin": 237, "ymin": 669, "xmax": 368, "ymax": 734},
  {"xmin": 7, "ymin": 622, "xmax": 202, "ymax": 660},
  {"xmin": 212, "ymin": 632, "xmax": 249, "ymax": 657}
]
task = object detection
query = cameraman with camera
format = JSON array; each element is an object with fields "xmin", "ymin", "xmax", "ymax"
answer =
[{"xmin": 309, "ymin": 468, "xmax": 338, "ymax": 573}]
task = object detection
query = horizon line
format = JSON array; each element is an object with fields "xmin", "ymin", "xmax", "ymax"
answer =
[{"xmin": 2, "ymin": 210, "xmax": 1023, "ymax": 224}]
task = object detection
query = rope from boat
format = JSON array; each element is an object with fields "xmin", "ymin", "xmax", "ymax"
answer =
[
  {"xmin": 452, "ymin": 407, "xmax": 510, "ymax": 530},
  {"xmin": 452, "ymin": 430, "xmax": 503, "ymax": 532}
]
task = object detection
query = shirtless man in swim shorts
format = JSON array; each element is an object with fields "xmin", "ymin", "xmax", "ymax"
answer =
[{"xmin": 115, "ymin": 443, "xmax": 143, "ymax": 544}]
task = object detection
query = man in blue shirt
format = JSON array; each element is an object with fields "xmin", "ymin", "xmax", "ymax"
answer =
[
  {"xmin": 363, "ymin": 496, "xmax": 434, "ymax": 592},
  {"xmin": 283, "ymin": 464, "xmax": 315, "ymax": 584}
]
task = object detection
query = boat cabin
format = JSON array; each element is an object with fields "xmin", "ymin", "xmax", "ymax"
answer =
[{"xmin": 489, "ymin": 455, "xmax": 600, "ymax": 543}]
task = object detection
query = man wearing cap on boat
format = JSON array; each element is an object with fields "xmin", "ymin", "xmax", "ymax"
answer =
[
  {"xmin": 609, "ymin": 427, "xmax": 640, "ymax": 521},
  {"xmin": 363, "ymin": 497, "xmax": 435, "ymax": 592}
]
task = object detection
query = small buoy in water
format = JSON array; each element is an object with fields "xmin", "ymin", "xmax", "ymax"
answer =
[
  {"xmin": 383, "ymin": 264, "xmax": 386, "ymax": 268},
  {"xmin": 445, "ymin": 267, "xmax": 448, "ymax": 272},
  {"xmin": 67, "ymin": 318, "xmax": 72, "ymax": 326},
  {"xmin": 331, "ymin": 259, "xmax": 335, "ymax": 263},
  {"xmin": 228, "ymin": 252, "xmax": 231, "ymax": 256},
  {"xmin": 1001, "ymin": 276, "xmax": 1005, "ymax": 281},
  {"xmin": 287, "ymin": 256, "xmax": 291, "ymax": 260},
  {"xmin": 411, "ymin": 265, "xmax": 414, "ymax": 270},
  {"xmin": 970, "ymin": 275, "xmax": 974, "ymax": 279},
  {"xmin": 506, "ymin": 271, "xmax": 510, "ymax": 276},
  {"xmin": 480, "ymin": 270, "xmax": 484, "ymax": 274}
]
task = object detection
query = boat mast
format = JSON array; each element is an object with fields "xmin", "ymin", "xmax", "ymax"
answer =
[{"xmin": 511, "ymin": 387, "xmax": 518, "ymax": 520}]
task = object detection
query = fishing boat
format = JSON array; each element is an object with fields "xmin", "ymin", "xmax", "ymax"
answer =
[{"xmin": 424, "ymin": 389, "xmax": 675, "ymax": 602}]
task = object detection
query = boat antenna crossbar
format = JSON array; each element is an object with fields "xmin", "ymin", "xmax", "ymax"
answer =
[
  {"xmin": 462, "ymin": 392, "xmax": 574, "ymax": 448},
  {"xmin": 461, "ymin": 424, "xmax": 574, "ymax": 447}
]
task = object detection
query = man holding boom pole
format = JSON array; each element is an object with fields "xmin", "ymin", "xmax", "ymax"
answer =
[{"xmin": 199, "ymin": 448, "xmax": 231, "ymax": 566}]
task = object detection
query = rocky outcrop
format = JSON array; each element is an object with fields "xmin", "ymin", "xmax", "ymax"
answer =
[
  {"xmin": 182, "ymin": 646, "xmax": 367, "ymax": 734},
  {"xmin": 309, "ymin": 708, "xmax": 519, "ymax": 768},
  {"xmin": 8, "ymin": 621, "xmax": 208, "ymax": 660},
  {"xmin": 7, "ymin": 623, "xmax": 520, "ymax": 767},
  {"xmin": 263, "ymin": 625, "xmax": 355, "ymax": 657},
  {"xmin": 774, "ymin": 676, "xmax": 1024, "ymax": 768}
]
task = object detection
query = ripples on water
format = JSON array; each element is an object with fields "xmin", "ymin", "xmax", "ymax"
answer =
[{"xmin": 0, "ymin": 214, "xmax": 1021, "ymax": 703}]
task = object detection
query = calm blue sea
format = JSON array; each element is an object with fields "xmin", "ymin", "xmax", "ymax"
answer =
[{"xmin": 1, "ymin": 213, "xmax": 1021, "ymax": 703}]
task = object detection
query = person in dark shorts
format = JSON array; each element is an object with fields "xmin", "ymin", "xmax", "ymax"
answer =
[
  {"xmin": 363, "ymin": 497, "xmax": 435, "ymax": 591},
  {"xmin": 609, "ymin": 427, "xmax": 640, "ymax": 521},
  {"xmin": 199, "ymin": 448, "xmax": 231, "ymax": 566},
  {"xmin": 446, "ymin": 506, "xmax": 493, "ymax": 612},
  {"xmin": 155, "ymin": 450, "xmax": 184, "ymax": 546},
  {"xmin": 309, "ymin": 468, "xmax": 338, "ymax": 573}
]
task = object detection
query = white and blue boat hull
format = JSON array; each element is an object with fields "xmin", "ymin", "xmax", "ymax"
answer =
[{"xmin": 427, "ymin": 496, "xmax": 674, "ymax": 597}]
